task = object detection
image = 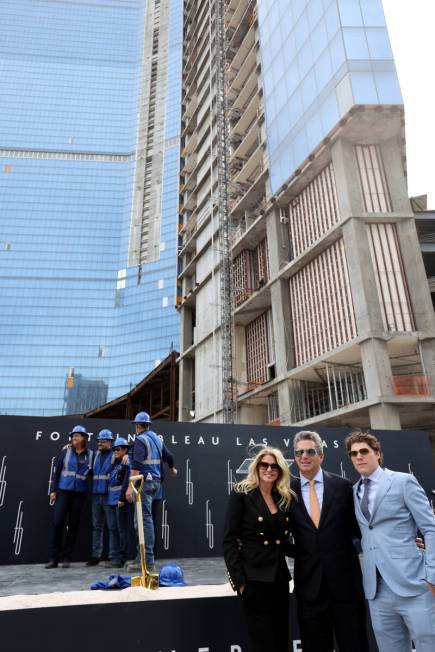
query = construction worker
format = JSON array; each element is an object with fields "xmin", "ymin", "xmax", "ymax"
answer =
[
  {"xmin": 45, "ymin": 425, "xmax": 93, "ymax": 569},
  {"xmin": 106, "ymin": 437, "xmax": 131, "ymax": 568},
  {"xmin": 86, "ymin": 428, "xmax": 117, "ymax": 566},
  {"xmin": 126, "ymin": 411, "xmax": 161, "ymax": 572}
]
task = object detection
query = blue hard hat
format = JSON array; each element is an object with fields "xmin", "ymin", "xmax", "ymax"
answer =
[
  {"xmin": 159, "ymin": 563, "xmax": 186, "ymax": 587},
  {"xmin": 69, "ymin": 425, "xmax": 89, "ymax": 438},
  {"xmin": 113, "ymin": 437, "xmax": 130, "ymax": 448},
  {"xmin": 132, "ymin": 411, "xmax": 152, "ymax": 424},
  {"xmin": 97, "ymin": 428, "xmax": 114, "ymax": 441}
]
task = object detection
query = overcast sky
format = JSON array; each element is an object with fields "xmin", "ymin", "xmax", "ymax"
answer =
[{"xmin": 382, "ymin": 0, "xmax": 435, "ymax": 208}]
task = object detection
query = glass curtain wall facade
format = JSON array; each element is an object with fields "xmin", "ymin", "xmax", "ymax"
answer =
[
  {"xmin": 0, "ymin": 0, "xmax": 182, "ymax": 415},
  {"xmin": 257, "ymin": 0, "xmax": 402, "ymax": 193}
]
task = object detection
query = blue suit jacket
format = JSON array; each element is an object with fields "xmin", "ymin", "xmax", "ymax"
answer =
[{"xmin": 353, "ymin": 468, "xmax": 435, "ymax": 599}]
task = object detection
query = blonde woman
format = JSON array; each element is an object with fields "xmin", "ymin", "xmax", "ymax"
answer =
[{"xmin": 223, "ymin": 447, "xmax": 294, "ymax": 652}]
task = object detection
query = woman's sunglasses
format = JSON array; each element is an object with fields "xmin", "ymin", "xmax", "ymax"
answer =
[{"xmin": 258, "ymin": 462, "xmax": 280, "ymax": 471}]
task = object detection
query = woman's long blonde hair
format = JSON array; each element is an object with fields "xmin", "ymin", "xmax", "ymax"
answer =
[{"xmin": 234, "ymin": 447, "xmax": 294, "ymax": 510}]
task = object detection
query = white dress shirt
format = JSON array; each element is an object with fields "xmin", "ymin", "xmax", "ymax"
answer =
[
  {"xmin": 357, "ymin": 465, "xmax": 384, "ymax": 515},
  {"xmin": 300, "ymin": 468, "xmax": 324, "ymax": 516}
]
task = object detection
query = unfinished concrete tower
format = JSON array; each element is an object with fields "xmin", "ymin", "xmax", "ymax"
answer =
[{"xmin": 178, "ymin": 0, "xmax": 435, "ymax": 430}]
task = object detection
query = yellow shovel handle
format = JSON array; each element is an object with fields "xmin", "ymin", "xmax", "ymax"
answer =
[{"xmin": 129, "ymin": 474, "xmax": 144, "ymax": 495}]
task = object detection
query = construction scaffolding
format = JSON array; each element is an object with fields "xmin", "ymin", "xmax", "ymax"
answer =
[{"xmin": 214, "ymin": 0, "xmax": 236, "ymax": 423}]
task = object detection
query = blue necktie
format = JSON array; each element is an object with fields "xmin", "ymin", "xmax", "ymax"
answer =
[{"xmin": 360, "ymin": 478, "xmax": 371, "ymax": 521}]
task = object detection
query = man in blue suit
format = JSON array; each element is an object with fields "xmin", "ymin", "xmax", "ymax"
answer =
[{"xmin": 345, "ymin": 431, "xmax": 435, "ymax": 652}]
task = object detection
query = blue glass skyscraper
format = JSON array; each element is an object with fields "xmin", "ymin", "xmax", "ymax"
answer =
[{"xmin": 0, "ymin": 0, "xmax": 182, "ymax": 415}]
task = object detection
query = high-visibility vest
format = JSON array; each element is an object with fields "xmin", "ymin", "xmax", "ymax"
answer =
[
  {"xmin": 92, "ymin": 450, "xmax": 113, "ymax": 494},
  {"xmin": 107, "ymin": 460, "xmax": 129, "ymax": 506},
  {"xmin": 58, "ymin": 448, "xmax": 93, "ymax": 492},
  {"xmin": 135, "ymin": 430, "xmax": 162, "ymax": 481}
]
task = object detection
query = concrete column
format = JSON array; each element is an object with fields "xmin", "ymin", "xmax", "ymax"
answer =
[
  {"xmin": 180, "ymin": 306, "xmax": 193, "ymax": 352},
  {"xmin": 369, "ymin": 403, "xmax": 401, "ymax": 430},
  {"xmin": 277, "ymin": 381, "xmax": 293, "ymax": 426},
  {"xmin": 342, "ymin": 218, "xmax": 385, "ymax": 334},
  {"xmin": 269, "ymin": 279, "xmax": 295, "ymax": 372},
  {"xmin": 360, "ymin": 338, "xmax": 401, "ymax": 429},
  {"xmin": 330, "ymin": 138, "xmax": 365, "ymax": 218},
  {"xmin": 360, "ymin": 339, "xmax": 396, "ymax": 398},
  {"xmin": 395, "ymin": 219, "xmax": 435, "ymax": 333},
  {"xmin": 266, "ymin": 206, "xmax": 291, "ymax": 277},
  {"xmin": 178, "ymin": 357, "xmax": 193, "ymax": 421},
  {"xmin": 233, "ymin": 325, "xmax": 247, "ymax": 393},
  {"xmin": 380, "ymin": 137, "xmax": 411, "ymax": 214},
  {"xmin": 238, "ymin": 402, "xmax": 268, "ymax": 425}
]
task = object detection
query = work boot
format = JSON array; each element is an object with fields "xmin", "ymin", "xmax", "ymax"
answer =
[
  {"xmin": 86, "ymin": 557, "xmax": 100, "ymax": 566},
  {"xmin": 125, "ymin": 560, "xmax": 140, "ymax": 572},
  {"xmin": 61, "ymin": 560, "xmax": 71, "ymax": 568},
  {"xmin": 106, "ymin": 559, "xmax": 124, "ymax": 569},
  {"xmin": 45, "ymin": 560, "xmax": 58, "ymax": 569}
]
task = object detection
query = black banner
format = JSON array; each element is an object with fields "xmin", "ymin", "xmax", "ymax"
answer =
[{"xmin": 0, "ymin": 416, "xmax": 433, "ymax": 565}]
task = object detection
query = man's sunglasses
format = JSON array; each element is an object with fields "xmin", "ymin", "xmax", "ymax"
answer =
[
  {"xmin": 258, "ymin": 462, "xmax": 280, "ymax": 471},
  {"xmin": 294, "ymin": 448, "xmax": 318, "ymax": 458},
  {"xmin": 348, "ymin": 447, "xmax": 373, "ymax": 458}
]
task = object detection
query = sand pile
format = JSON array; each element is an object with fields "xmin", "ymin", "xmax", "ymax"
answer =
[{"xmin": 0, "ymin": 582, "xmax": 235, "ymax": 611}]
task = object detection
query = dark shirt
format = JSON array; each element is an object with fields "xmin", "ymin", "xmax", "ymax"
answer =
[
  {"xmin": 160, "ymin": 444, "xmax": 174, "ymax": 483},
  {"xmin": 52, "ymin": 448, "xmax": 90, "ymax": 492},
  {"xmin": 118, "ymin": 462, "xmax": 130, "ymax": 502}
]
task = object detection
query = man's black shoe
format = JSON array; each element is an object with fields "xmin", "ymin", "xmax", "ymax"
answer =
[
  {"xmin": 45, "ymin": 561, "xmax": 58, "ymax": 569},
  {"xmin": 86, "ymin": 557, "xmax": 100, "ymax": 566}
]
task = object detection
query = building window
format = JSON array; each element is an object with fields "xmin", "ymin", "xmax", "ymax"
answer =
[
  {"xmin": 246, "ymin": 312, "xmax": 269, "ymax": 386},
  {"xmin": 233, "ymin": 238, "xmax": 270, "ymax": 307},
  {"xmin": 288, "ymin": 162, "xmax": 339, "ymax": 259},
  {"xmin": 289, "ymin": 239, "xmax": 357, "ymax": 367},
  {"xmin": 367, "ymin": 223, "xmax": 415, "ymax": 332},
  {"xmin": 355, "ymin": 144, "xmax": 392, "ymax": 213}
]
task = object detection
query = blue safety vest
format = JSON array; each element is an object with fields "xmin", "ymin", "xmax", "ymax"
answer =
[
  {"xmin": 107, "ymin": 460, "xmax": 129, "ymax": 506},
  {"xmin": 135, "ymin": 430, "xmax": 162, "ymax": 481},
  {"xmin": 58, "ymin": 448, "xmax": 94, "ymax": 493},
  {"xmin": 92, "ymin": 450, "xmax": 113, "ymax": 494}
]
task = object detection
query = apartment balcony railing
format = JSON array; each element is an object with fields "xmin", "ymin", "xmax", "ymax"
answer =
[{"xmin": 289, "ymin": 365, "xmax": 368, "ymax": 423}]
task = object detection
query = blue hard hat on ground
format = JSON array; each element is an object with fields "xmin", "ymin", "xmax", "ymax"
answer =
[
  {"xmin": 69, "ymin": 425, "xmax": 89, "ymax": 438},
  {"xmin": 132, "ymin": 411, "xmax": 152, "ymax": 424},
  {"xmin": 113, "ymin": 437, "xmax": 130, "ymax": 448},
  {"xmin": 159, "ymin": 563, "xmax": 186, "ymax": 587},
  {"xmin": 97, "ymin": 428, "xmax": 114, "ymax": 441}
]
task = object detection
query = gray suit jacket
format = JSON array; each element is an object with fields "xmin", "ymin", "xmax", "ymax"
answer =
[{"xmin": 353, "ymin": 468, "xmax": 435, "ymax": 599}]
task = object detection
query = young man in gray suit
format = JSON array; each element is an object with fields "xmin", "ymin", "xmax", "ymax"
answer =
[{"xmin": 346, "ymin": 431, "xmax": 435, "ymax": 652}]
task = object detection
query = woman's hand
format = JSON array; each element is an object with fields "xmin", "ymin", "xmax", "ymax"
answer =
[{"xmin": 239, "ymin": 584, "xmax": 245, "ymax": 595}]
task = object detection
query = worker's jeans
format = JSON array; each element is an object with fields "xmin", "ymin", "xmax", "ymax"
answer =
[
  {"xmin": 133, "ymin": 479, "xmax": 160, "ymax": 570},
  {"xmin": 91, "ymin": 493, "xmax": 118, "ymax": 560},
  {"xmin": 115, "ymin": 502, "xmax": 130, "ymax": 564},
  {"xmin": 50, "ymin": 489, "xmax": 86, "ymax": 562}
]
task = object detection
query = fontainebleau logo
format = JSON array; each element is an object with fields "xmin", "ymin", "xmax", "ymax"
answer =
[
  {"xmin": 205, "ymin": 499, "xmax": 214, "ymax": 549},
  {"xmin": 48, "ymin": 456, "xmax": 56, "ymax": 505},
  {"xmin": 227, "ymin": 459, "xmax": 236, "ymax": 495},
  {"xmin": 161, "ymin": 499, "xmax": 170, "ymax": 550},
  {"xmin": 0, "ymin": 455, "xmax": 6, "ymax": 507},
  {"xmin": 185, "ymin": 458, "xmax": 193, "ymax": 505},
  {"xmin": 13, "ymin": 500, "xmax": 24, "ymax": 556}
]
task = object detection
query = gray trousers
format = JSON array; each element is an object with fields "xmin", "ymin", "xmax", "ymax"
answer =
[{"xmin": 369, "ymin": 579, "xmax": 435, "ymax": 652}]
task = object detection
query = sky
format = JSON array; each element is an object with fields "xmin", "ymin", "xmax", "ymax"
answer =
[{"xmin": 382, "ymin": 0, "xmax": 435, "ymax": 208}]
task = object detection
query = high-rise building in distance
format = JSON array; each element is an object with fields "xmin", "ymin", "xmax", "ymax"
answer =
[
  {"xmin": 178, "ymin": 0, "xmax": 435, "ymax": 430},
  {"xmin": 0, "ymin": 0, "xmax": 182, "ymax": 415}
]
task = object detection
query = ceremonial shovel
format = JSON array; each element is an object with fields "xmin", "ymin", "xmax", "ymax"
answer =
[{"xmin": 129, "ymin": 474, "xmax": 159, "ymax": 589}]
